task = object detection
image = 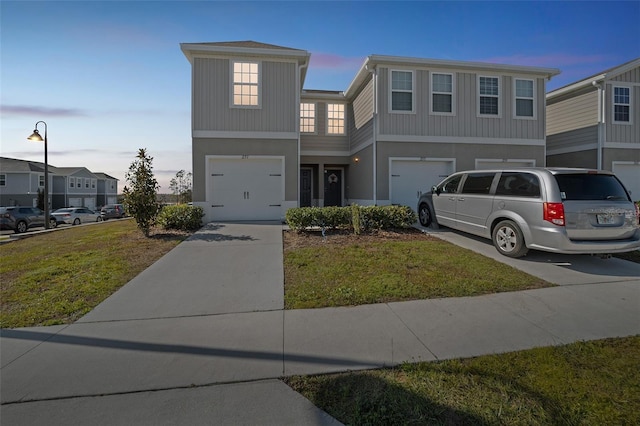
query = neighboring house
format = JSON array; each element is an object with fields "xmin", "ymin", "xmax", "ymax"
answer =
[
  {"xmin": 546, "ymin": 58, "xmax": 640, "ymax": 200},
  {"xmin": 181, "ymin": 41, "xmax": 560, "ymax": 222},
  {"xmin": 0, "ymin": 157, "xmax": 116, "ymax": 210}
]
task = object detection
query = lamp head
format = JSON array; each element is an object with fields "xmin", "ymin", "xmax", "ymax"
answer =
[{"xmin": 27, "ymin": 129, "xmax": 44, "ymax": 142}]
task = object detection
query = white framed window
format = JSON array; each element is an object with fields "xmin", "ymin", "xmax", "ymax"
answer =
[
  {"xmin": 300, "ymin": 102, "xmax": 316, "ymax": 133},
  {"xmin": 85, "ymin": 178, "xmax": 90, "ymax": 189},
  {"xmin": 110, "ymin": 180, "xmax": 115, "ymax": 190},
  {"xmin": 91, "ymin": 179, "xmax": 96, "ymax": 189},
  {"xmin": 613, "ymin": 86, "xmax": 632, "ymax": 124},
  {"xmin": 514, "ymin": 78, "xmax": 536, "ymax": 119},
  {"xmin": 431, "ymin": 72, "xmax": 455, "ymax": 115},
  {"xmin": 327, "ymin": 103, "xmax": 345, "ymax": 135},
  {"xmin": 39, "ymin": 175, "xmax": 45, "ymax": 187},
  {"xmin": 1, "ymin": 174, "xmax": 6, "ymax": 186},
  {"xmin": 69, "ymin": 177, "xmax": 75, "ymax": 188},
  {"xmin": 390, "ymin": 70, "xmax": 414, "ymax": 112},
  {"xmin": 478, "ymin": 76, "xmax": 500, "ymax": 117},
  {"xmin": 231, "ymin": 61, "xmax": 260, "ymax": 107}
]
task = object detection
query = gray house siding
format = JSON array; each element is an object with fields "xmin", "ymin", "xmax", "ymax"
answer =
[
  {"xmin": 345, "ymin": 145, "xmax": 373, "ymax": 202},
  {"xmin": 193, "ymin": 57, "xmax": 298, "ymax": 133},
  {"xmin": 546, "ymin": 90, "xmax": 598, "ymax": 136},
  {"xmin": 300, "ymin": 100, "xmax": 350, "ymax": 153}
]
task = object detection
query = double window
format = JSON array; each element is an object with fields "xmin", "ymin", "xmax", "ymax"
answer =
[
  {"xmin": 514, "ymin": 79, "xmax": 535, "ymax": 118},
  {"xmin": 613, "ymin": 86, "xmax": 631, "ymax": 123},
  {"xmin": 390, "ymin": 70, "xmax": 414, "ymax": 112},
  {"xmin": 327, "ymin": 104, "xmax": 345, "ymax": 135},
  {"xmin": 431, "ymin": 73, "xmax": 454, "ymax": 114},
  {"xmin": 478, "ymin": 76, "xmax": 500, "ymax": 116},
  {"xmin": 300, "ymin": 103, "xmax": 316, "ymax": 133},
  {"xmin": 232, "ymin": 61, "xmax": 260, "ymax": 107}
]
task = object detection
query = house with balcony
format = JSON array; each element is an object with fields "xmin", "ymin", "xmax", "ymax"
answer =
[
  {"xmin": 181, "ymin": 41, "xmax": 560, "ymax": 222},
  {"xmin": 546, "ymin": 58, "xmax": 640, "ymax": 199}
]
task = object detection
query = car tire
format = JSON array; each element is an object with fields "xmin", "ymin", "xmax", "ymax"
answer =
[
  {"xmin": 97, "ymin": 216, "xmax": 103, "ymax": 222},
  {"xmin": 492, "ymin": 220, "xmax": 529, "ymax": 258},
  {"xmin": 49, "ymin": 218, "xmax": 58, "ymax": 228},
  {"xmin": 73, "ymin": 218, "xmax": 81, "ymax": 225},
  {"xmin": 418, "ymin": 203, "xmax": 433, "ymax": 227},
  {"xmin": 15, "ymin": 221, "xmax": 28, "ymax": 233}
]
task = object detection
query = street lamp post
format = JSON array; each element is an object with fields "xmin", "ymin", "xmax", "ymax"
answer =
[{"xmin": 27, "ymin": 121, "xmax": 50, "ymax": 229}]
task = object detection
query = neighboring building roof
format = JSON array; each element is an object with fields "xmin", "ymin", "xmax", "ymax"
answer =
[
  {"xmin": 93, "ymin": 172, "xmax": 118, "ymax": 181},
  {"xmin": 547, "ymin": 57, "xmax": 640, "ymax": 99},
  {"xmin": 54, "ymin": 167, "xmax": 98, "ymax": 178},
  {"xmin": 0, "ymin": 157, "xmax": 46, "ymax": 173}
]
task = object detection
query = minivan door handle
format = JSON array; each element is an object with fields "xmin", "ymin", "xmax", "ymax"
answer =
[{"xmin": 458, "ymin": 198, "xmax": 465, "ymax": 202}]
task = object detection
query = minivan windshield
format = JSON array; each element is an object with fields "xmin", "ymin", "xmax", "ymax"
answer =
[{"xmin": 554, "ymin": 174, "xmax": 630, "ymax": 201}]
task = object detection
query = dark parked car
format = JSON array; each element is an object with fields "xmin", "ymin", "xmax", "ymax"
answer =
[
  {"xmin": 0, "ymin": 206, "xmax": 57, "ymax": 233},
  {"xmin": 100, "ymin": 204, "xmax": 125, "ymax": 220}
]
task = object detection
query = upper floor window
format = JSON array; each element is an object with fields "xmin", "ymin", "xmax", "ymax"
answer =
[
  {"xmin": 69, "ymin": 177, "xmax": 75, "ymax": 188},
  {"xmin": 110, "ymin": 180, "xmax": 115, "ymax": 190},
  {"xmin": 39, "ymin": 175, "xmax": 45, "ymax": 187},
  {"xmin": 613, "ymin": 86, "xmax": 631, "ymax": 123},
  {"xmin": 478, "ymin": 76, "xmax": 500, "ymax": 116},
  {"xmin": 300, "ymin": 103, "xmax": 316, "ymax": 133},
  {"xmin": 85, "ymin": 178, "xmax": 90, "ymax": 189},
  {"xmin": 431, "ymin": 72, "xmax": 454, "ymax": 114},
  {"xmin": 515, "ymin": 79, "xmax": 535, "ymax": 118},
  {"xmin": 91, "ymin": 179, "xmax": 96, "ymax": 189},
  {"xmin": 232, "ymin": 61, "xmax": 260, "ymax": 107},
  {"xmin": 327, "ymin": 103, "xmax": 345, "ymax": 135},
  {"xmin": 390, "ymin": 70, "xmax": 414, "ymax": 112},
  {"xmin": 0, "ymin": 174, "xmax": 6, "ymax": 186}
]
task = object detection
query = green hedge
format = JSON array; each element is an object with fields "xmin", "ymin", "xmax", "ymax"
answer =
[
  {"xmin": 156, "ymin": 204, "xmax": 204, "ymax": 231},
  {"xmin": 286, "ymin": 205, "xmax": 417, "ymax": 233}
]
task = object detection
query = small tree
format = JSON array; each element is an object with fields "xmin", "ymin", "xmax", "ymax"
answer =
[
  {"xmin": 123, "ymin": 148, "xmax": 160, "ymax": 237},
  {"xmin": 169, "ymin": 169, "xmax": 192, "ymax": 204}
]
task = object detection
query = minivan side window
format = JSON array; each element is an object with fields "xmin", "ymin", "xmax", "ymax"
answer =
[
  {"xmin": 439, "ymin": 175, "xmax": 463, "ymax": 194},
  {"xmin": 496, "ymin": 172, "xmax": 541, "ymax": 197},
  {"xmin": 461, "ymin": 173, "xmax": 495, "ymax": 194}
]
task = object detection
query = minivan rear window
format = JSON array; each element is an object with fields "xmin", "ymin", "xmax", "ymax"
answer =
[{"xmin": 554, "ymin": 174, "xmax": 630, "ymax": 201}]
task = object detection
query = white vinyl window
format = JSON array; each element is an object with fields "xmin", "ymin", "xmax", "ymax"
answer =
[
  {"xmin": 431, "ymin": 72, "xmax": 454, "ymax": 114},
  {"xmin": 514, "ymin": 79, "xmax": 535, "ymax": 118},
  {"xmin": 390, "ymin": 70, "xmax": 414, "ymax": 112},
  {"xmin": 232, "ymin": 61, "xmax": 260, "ymax": 107},
  {"xmin": 613, "ymin": 86, "xmax": 631, "ymax": 124},
  {"xmin": 39, "ymin": 175, "xmax": 45, "ymax": 187},
  {"xmin": 478, "ymin": 76, "xmax": 500, "ymax": 116},
  {"xmin": 91, "ymin": 179, "xmax": 96, "ymax": 189},
  {"xmin": 300, "ymin": 103, "xmax": 316, "ymax": 133},
  {"xmin": 85, "ymin": 178, "xmax": 90, "ymax": 189},
  {"xmin": 327, "ymin": 103, "xmax": 345, "ymax": 135},
  {"xmin": 69, "ymin": 177, "xmax": 75, "ymax": 188},
  {"xmin": 0, "ymin": 174, "xmax": 5, "ymax": 186}
]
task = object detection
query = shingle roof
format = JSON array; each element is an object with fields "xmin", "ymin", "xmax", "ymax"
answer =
[{"xmin": 195, "ymin": 40, "xmax": 299, "ymax": 51}]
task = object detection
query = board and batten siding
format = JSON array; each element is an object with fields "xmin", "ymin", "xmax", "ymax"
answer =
[
  {"xmin": 352, "ymin": 79, "xmax": 374, "ymax": 129},
  {"xmin": 546, "ymin": 90, "xmax": 599, "ymax": 136},
  {"xmin": 546, "ymin": 126, "xmax": 598, "ymax": 152},
  {"xmin": 193, "ymin": 57, "xmax": 297, "ymax": 133},
  {"xmin": 376, "ymin": 68, "xmax": 546, "ymax": 140}
]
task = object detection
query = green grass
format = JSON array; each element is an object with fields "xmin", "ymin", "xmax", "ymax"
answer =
[
  {"xmin": 285, "ymin": 336, "xmax": 640, "ymax": 425},
  {"xmin": 0, "ymin": 220, "xmax": 188, "ymax": 328},
  {"xmin": 284, "ymin": 238, "xmax": 553, "ymax": 309}
]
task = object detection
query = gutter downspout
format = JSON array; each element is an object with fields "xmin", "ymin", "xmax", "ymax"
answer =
[
  {"xmin": 592, "ymin": 80, "xmax": 605, "ymax": 170},
  {"xmin": 297, "ymin": 61, "xmax": 308, "ymax": 208},
  {"xmin": 367, "ymin": 62, "xmax": 378, "ymax": 205}
]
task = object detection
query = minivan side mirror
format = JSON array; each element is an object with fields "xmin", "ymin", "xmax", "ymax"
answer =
[{"xmin": 431, "ymin": 185, "xmax": 440, "ymax": 195}]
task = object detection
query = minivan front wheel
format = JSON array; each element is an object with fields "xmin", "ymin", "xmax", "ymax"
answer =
[
  {"xmin": 492, "ymin": 220, "xmax": 528, "ymax": 258},
  {"xmin": 418, "ymin": 203, "xmax": 433, "ymax": 227}
]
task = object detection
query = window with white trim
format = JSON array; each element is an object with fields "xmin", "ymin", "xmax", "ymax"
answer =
[
  {"xmin": 85, "ymin": 178, "xmax": 90, "ymax": 189},
  {"xmin": 91, "ymin": 179, "xmax": 96, "ymax": 189},
  {"xmin": 69, "ymin": 177, "xmax": 75, "ymax": 188},
  {"xmin": 1, "ymin": 174, "xmax": 7, "ymax": 186},
  {"xmin": 431, "ymin": 73, "xmax": 454, "ymax": 114},
  {"xmin": 39, "ymin": 175, "xmax": 44, "ymax": 187},
  {"xmin": 327, "ymin": 103, "xmax": 345, "ymax": 135},
  {"xmin": 232, "ymin": 61, "xmax": 260, "ymax": 107},
  {"xmin": 515, "ymin": 79, "xmax": 535, "ymax": 118},
  {"xmin": 390, "ymin": 70, "xmax": 413, "ymax": 112},
  {"xmin": 300, "ymin": 103, "xmax": 316, "ymax": 133},
  {"xmin": 613, "ymin": 86, "xmax": 631, "ymax": 123},
  {"xmin": 479, "ymin": 76, "xmax": 499, "ymax": 116},
  {"xmin": 110, "ymin": 180, "xmax": 115, "ymax": 190}
]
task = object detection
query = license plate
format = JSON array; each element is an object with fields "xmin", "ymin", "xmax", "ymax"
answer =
[{"xmin": 596, "ymin": 213, "xmax": 615, "ymax": 225}]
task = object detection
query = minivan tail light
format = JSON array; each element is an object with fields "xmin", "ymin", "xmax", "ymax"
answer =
[{"xmin": 544, "ymin": 202, "xmax": 565, "ymax": 226}]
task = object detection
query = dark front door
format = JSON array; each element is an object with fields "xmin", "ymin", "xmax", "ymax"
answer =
[
  {"xmin": 324, "ymin": 169, "xmax": 342, "ymax": 207},
  {"xmin": 300, "ymin": 169, "xmax": 312, "ymax": 207}
]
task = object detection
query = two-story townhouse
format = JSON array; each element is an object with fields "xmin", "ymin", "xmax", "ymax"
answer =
[
  {"xmin": 546, "ymin": 58, "xmax": 640, "ymax": 199},
  {"xmin": 0, "ymin": 157, "xmax": 52, "ymax": 208},
  {"xmin": 93, "ymin": 173, "xmax": 119, "ymax": 208},
  {"xmin": 182, "ymin": 41, "xmax": 560, "ymax": 222},
  {"xmin": 50, "ymin": 167, "xmax": 99, "ymax": 210}
]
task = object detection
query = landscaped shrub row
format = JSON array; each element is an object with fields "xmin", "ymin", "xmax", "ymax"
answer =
[
  {"xmin": 286, "ymin": 205, "xmax": 417, "ymax": 233},
  {"xmin": 156, "ymin": 204, "xmax": 204, "ymax": 231}
]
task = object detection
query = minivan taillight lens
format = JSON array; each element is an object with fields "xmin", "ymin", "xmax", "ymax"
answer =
[{"xmin": 544, "ymin": 202, "xmax": 565, "ymax": 226}]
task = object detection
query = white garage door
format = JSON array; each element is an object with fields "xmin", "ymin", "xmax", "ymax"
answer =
[
  {"xmin": 68, "ymin": 198, "xmax": 82, "ymax": 207},
  {"xmin": 390, "ymin": 159, "xmax": 454, "ymax": 212},
  {"xmin": 612, "ymin": 163, "xmax": 640, "ymax": 201},
  {"xmin": 476, "ymin": 159, "xmax": 535, "ymax": 169},
  {"xmin": 209, "ymin": 157, "xmax": 283, "ymax": 221}
]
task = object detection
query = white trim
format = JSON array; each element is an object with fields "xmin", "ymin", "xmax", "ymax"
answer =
[
  {"xmin": 377, "ymin": 134, "xmax": 545, "ymax": 146},
  {"xmin": 230, "ymin": 60, "xmax": 262, "ymax": 109},
  {"xmin": 389, "ymin": 69, "xmax": 415, "ymax": 114},
  {"xmin": 477, "ymin": 75, "xmax": 501, "ymax": 118},
  {"xmin": 430, "ymin": 71, "xmax": 456, "ymax": 116},
  {"xmin": 611, "ymin": 84, "xmax": 633, "ymax": 125},
  {"xmin": 513, "ymin": 78, "xmax": 537, "ymax": 120},
  {"xmin": 475, "ymin": 158, "xmax": 536, "ymax": 168},
  {"xmin": 546, "ymin": 143, "xmax": 599, "ymax": 156},
  {"xmin": 604, "ymin": 142, "xmax": 640, "ymax": 149},
  {"xmin": 299, "ymin": 102, "xmax": 317, "ymax": 134},
  {"xmin": 193, "ymin": 130, "xmax": 298, "ymax": 139}
]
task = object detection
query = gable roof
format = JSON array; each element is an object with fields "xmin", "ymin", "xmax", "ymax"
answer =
[
  {"xmin": 0, "ymin": 157, "xmax": 46, "ymax": 173},
  {"xmin": 93, "ymin": 172, "xmax": 118, "ymax": 180}
]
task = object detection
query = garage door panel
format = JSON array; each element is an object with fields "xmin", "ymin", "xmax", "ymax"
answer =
[
  {"xmin": 612, "ymin": 163, "xmax": 640, "ymax": 201},
  {"xmin": 390, "ymin": 160, "xmax": 454, "ymax": 212}
]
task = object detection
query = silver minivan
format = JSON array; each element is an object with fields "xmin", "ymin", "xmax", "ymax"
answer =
[{"xmin": 417, "ymin": 168, "xmax": 640, "ymax": 258}]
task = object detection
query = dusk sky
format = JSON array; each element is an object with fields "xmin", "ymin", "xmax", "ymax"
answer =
[{"xmin": 1, "ymin": 0, "xmax": 639, "ymax": 192}]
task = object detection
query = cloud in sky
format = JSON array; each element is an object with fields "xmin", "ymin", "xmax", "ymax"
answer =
[{"xmin": 1, "ymin": 105, "xmax": 88, "ymax": 118}]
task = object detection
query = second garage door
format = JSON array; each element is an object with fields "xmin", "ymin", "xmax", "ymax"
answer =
[
  {"xmin": 390, "ymin": 159, "xmax": 454, "ymax": 212},
  {"xmin": 612, "ymin": 162, "xmax": 640, "ymax": 201},
  {"xmin": 209, "ymin": 157, "xmax": 283, "ymax": 221}
]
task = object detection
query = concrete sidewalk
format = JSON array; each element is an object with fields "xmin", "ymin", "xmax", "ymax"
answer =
[{"xmin": 1, "ymin": 222, "xmax": 639, "ymax": 425}]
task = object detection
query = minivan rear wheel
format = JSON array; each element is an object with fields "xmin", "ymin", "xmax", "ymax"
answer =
[
  {"xmin": 492, "ymin": 220, "xmax": 528, "ymax": 258},
  {"xmin": 418, "ymin": 203, "xmax": 433, "ymax": 227}
]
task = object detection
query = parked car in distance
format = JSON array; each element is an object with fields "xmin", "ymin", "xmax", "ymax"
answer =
[
  {"xmin": 417, "ymin": 168, "xmax": 640, "ymax": 258},
  {"xmin": 100, "ymin": 204, "xmax": 125, "ymax": 220},
  {"xmin": 0, "ymin": 206, "xmax": 57, "ymax": 233},
  {"xmin": 51, "ymin": 207, "xmax": 103, "ymax": 226}
]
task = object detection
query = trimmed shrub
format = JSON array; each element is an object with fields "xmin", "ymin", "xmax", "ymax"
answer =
[
  {"xmin": 157, "ymin": 204, "xmax": 204, "ymax": 231},
  {"xmin": 360, "ymin": 205, "xmax": 417, "ymax": 230},
  {"xmin": 351, "ymin": 203, "xmax": 362, "ymax": 235}
]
